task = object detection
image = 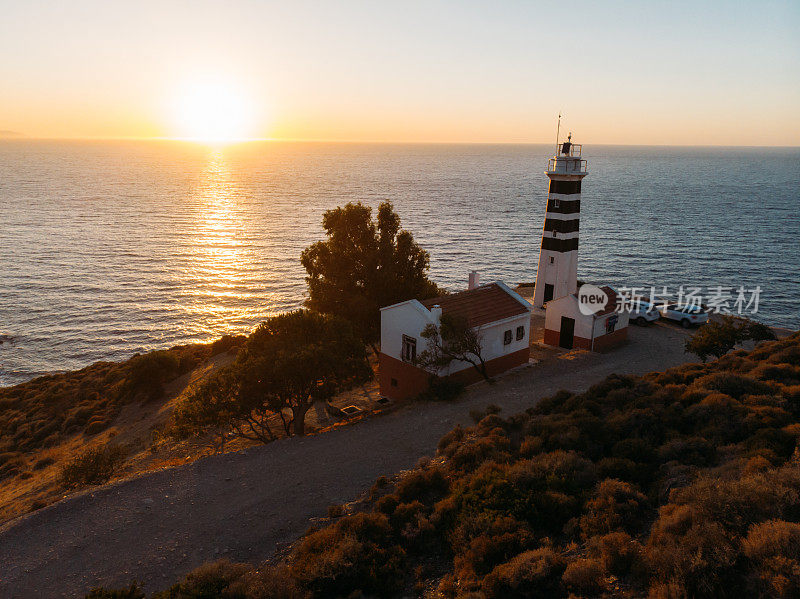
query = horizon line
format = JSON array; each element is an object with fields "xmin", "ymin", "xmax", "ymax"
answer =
[{"xmin": 1, "ymin": 135, "xmax": 799, "ymax": 149}]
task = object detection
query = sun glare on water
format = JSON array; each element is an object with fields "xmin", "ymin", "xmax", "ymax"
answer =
[{"xmin": 169, "ymin": 77, "xmax": 257, "ymax": 144}]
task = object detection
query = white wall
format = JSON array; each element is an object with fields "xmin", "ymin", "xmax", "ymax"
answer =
[
  {"xmin": 380, "ymin": 300, "xmax": 434, "ymax": 362},
  {"xmin": 533, "ymin": 189, "xmax": 581, "ymax": 307},
  {"xmin": 545, "ymin": 295, "xmax": 594, "ymax": 338},
  {"xmin": 440, "ymin": 313, "xmax": 530, "ymax": 375},
  {"xmin": 592, "ymin": 310, "xmax": 630, "ymax": 338},
  {"xmin": 545, "ymin": 294, "xmax": 630, "ymax": 343},
  {"xmin": 381, "ymin": 298, "xmax": 531, "ymax": 375}
]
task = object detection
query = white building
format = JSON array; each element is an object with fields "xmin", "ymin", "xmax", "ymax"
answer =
[
  {"xmin": 543, "ymin": 286, "xmax": 629, "ymax": 351},
  {"xmin": 379, "ymin": 280, "xmax": 532, "ymax": 400}
]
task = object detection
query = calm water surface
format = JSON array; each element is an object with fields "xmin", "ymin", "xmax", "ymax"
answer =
[{"xmin": 1, "ymin": 141, "xmax": 798, "ymax": 385}]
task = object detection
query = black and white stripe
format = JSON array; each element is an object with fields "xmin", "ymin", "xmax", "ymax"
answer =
[{"xmin": 549, "ymin": 180, "xmax": 581, "ymax": 195}]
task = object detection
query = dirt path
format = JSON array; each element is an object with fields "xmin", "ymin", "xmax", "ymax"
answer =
[{"xmin": 0, "ymin": 324, "xmax": 694, "ymax": 598}]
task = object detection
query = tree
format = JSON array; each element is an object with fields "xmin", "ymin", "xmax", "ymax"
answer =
[
  {"xmin": 171, "ymin": 368, "xmax": 278, "ymax": 451},
  {"xmin": 301, "ymin": 201, "xmax": 441, "ymax": 349},
  {"xmin": 175, "ymin": 311, "xmax": 373, "ymax": 441},
  {"xmin": 685, "ymin": 316, "xmax": 777, "ymax": 362},
  {"xmin": 416, "ymin": 313, "xmax": 491, "ymax": 382}
]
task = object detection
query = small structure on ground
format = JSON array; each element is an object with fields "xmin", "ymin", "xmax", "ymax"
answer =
[
  {"xmin": 544, "ymin": 285, "xmax": 628, "ymax": 350},
  {"xmin": 379, "ymin": 280, "xmax": 531, "ymax": 401},
  {"xmin": 534, "ymin": 134, "xmax": 628, "ymax": 350}
]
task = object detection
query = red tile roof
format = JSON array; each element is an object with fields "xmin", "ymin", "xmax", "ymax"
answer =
[{"xmin": 421, "ymin": 283, "xmax": 530, "ymax": 328}]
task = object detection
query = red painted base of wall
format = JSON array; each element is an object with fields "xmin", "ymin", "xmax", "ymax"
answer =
[
  {"xmin": 543, "ymin": 327, "xmax": 627, "ymax": 351},
  {"xmin": 378, "ymin": 353, "xmax": 430, "ymax": 401},
  {"xmin": 379, "ymin": 347, "xmax": 531, "ymax": 401},
  {"xmin": 543, "ymin": 328, "xmax": 591, "ymax": 349},
  {"xmin": 543, "ymin": 328, "xmax": 559, "ymax": 346}
]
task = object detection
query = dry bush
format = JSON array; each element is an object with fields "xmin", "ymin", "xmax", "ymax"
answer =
[
  {"xmin": 561, "ymin": 557, "xmax": 606, "ymax": 596},
  {"xmin": 587, "ymin": 531, "xmax": 644, "ymax": 576},
  {"xmin": 742, "ymin": 519, "xmax": 800, "ymax": 598},
  {"xmin": 288, "ymin": 512, "xmax": 406, "ymax": 597},
  {"xmin": 85, "ymin": 583, "xmax": 146, "ymax": 599},
  {"xmin": 60, "ymin": 443, "xmax": 126, "ymax": 488},
  {"xmin": 0, "ymin": 340, "xmax": 215, "ymax": 458},
  {"xmin": 481, "ymin": 547, "xmax": 566, "ymax": 599},
  {"xmin": 579, "ymin": 479, "xmax": 648, "ymax": 537},
  {"xmin": 143, "ymin": 333, "xmax": 800, "ymax": 598},
  {"xmin": 452, "ymin": 516, "xmax": 534, "ymax": 582}
]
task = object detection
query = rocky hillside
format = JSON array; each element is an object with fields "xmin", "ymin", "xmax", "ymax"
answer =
[
  {"xmin": 99, "ymin": 332, "xmax": 800, "ymax": 599},
  {"xmin": 0, "ymin": 336, "xmax": 243, "ymax": 522}
]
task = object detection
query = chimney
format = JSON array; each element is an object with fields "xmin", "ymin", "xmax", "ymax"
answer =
[
  {"xmin": 468, "ymin": 271, "xmax": 480, "ymax": 290},
  {"xmin": 430, "ymin": 304, "xmax": 442, "ymax": 322}
]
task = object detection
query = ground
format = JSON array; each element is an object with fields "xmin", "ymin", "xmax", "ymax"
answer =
[{"xmin": 0, "ymin": 319, "xmax": 700, "ymax": 598}]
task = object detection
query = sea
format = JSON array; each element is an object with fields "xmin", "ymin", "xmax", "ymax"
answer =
[{"xmin": 1, "ymin": 141, "xmax": 798, "ymax": 386}]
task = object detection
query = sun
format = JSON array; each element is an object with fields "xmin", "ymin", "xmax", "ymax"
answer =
[{"xmin": 169, "ymin": 77, "xmax": 255, "ymax": 143}]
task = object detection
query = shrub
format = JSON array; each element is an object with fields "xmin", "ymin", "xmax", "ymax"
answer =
[
  {"xmin": 210, "ymin": 334, "xmax": 246, "ymax": 356},
  {"xmin": 85, "ymin": 583, "xmax": 145, "ymax": 599},
  {"xmin": 561, "ymin": 557, "xmax": 606, "ymax": 596},
  {"xmin": 686, "ymin": 317, "xmax": 777, "ymax": 363},
  {"xmin": 587, "ymin": 531, "xmax": 644, "ymax": 576},
  {"xmin": 395, "ymin": 467, "xmax": 449, "ymax": 503},
  {"xmin": 224, "ymin": 565, "xmax": 310, "ymax": 599},
  {"xmin": 153, "ymin": 559, "xmax": 250, "ymax": 598},
  {"xmin": 60, "ymin": 443, "xmax": 126, "ymax": 488},
  {"xmin": 658, "ymin": 436, "xmax": 716, "ymax": 466},
  {"xmin": 289, "ymin": 513, "xmax": 406, "ymax": 597},
  {"xmin": 579, "ymin": 479, "xmax": 648, "ymax": 537},
  {"xmin": 694, "ymin": 372, "xmax": 772, "ymax": 399},
  {"xmin": 481, "ymin": 547, "xmax": 566, "ymax": 599},
  {"xmin": 647, "ymin": 519, "xmax": 740, "ymax": 597},
  {"xmin": 126, "ymin": 351, "xmax": 180, "ymax": 400},
  {"xmin": 438, "ymin": 425, "xmax": 465, "ymax": 454},
  {"xmin": 469, "ymin": 404, "xmax": 502, "ymax": 424},
  {"xmin": 453, "ymin": 516, "xmax": 534, "ymax": 581},
  {"xmin": 742, "ymin": 519, "xmax": 800, "ymax": 597},
  {"xmin": 144, "ymin": 333, "xmax": 800, "ymax": 598}
]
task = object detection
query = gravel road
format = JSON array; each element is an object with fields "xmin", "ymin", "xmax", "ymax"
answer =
[{"xmin": 0, "ymin": 324, "xmax": 693, "ymax": 598}]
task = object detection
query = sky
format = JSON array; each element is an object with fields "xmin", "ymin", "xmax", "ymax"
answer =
[{"xmin": 1, "ymin": 0, "xmax": 799, "ymax": 145}]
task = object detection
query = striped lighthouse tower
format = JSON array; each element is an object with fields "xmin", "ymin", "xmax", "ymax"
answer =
[{"xmin": 532, "ymin": 133, "xmax": 588, "ymax": 308}]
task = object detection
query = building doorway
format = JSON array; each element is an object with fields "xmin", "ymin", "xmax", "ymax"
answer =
[
  {"xmin": 544, "ymin": 283, "xmax": 554, "ymax": 303},
  {"xmin": 559, "ymin": 316, "xmax": 575, "ymax": 349}
]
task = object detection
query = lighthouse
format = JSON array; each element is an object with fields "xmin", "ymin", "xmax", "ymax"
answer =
[{"xmin": 532, "ymin": 134, "xmax": 588, "ymax": 307}]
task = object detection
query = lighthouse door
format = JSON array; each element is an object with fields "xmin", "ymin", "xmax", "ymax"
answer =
[
  {"xmin": 559, "ymin": 317, "xmax": 575, "ymax": 349},
  {"xmin": 544, "ymin": 284, "xmax": 554, "ymax": 303}
]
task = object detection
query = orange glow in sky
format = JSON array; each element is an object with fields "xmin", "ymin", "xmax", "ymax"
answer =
[{"xmin": 1, "ymin": 1, "xmax": 798, "ymax": 145}]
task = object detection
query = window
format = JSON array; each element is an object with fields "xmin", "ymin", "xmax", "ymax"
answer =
[
  {"xmin": 391, "ymin": 378, "xmax": 398, "ymax": 387},
  {"xmin": 553, "ymin": 199, "xmax": 560, "ymax": 208},
  {"xmin": 503, "ymin": 330, "xmax": 512, "ymax": 345},
  {"xmin": 549, "ymin": 256, "xmax": 554, "ymax": 264},
  {"xmin": 516, "ymin": 326, "xmax": 525, "ymax": 341},
  {"xmin": 401, "ymin": 335, "xmax": 416, "ymax": 362}
]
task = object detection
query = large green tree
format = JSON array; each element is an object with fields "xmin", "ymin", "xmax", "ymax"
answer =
[
  {"xmin": 301, "ymin": 201, "xmax": 441, "ymax": 348},
  {"xmin": 173, "ymin": 310, "xmax": 372, "ymax": 441}
]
